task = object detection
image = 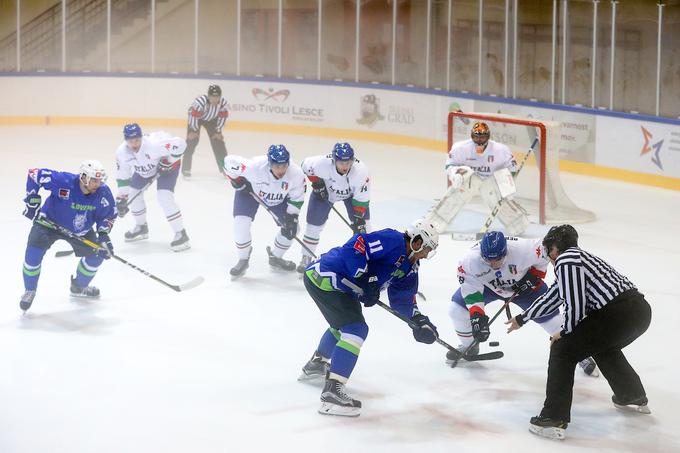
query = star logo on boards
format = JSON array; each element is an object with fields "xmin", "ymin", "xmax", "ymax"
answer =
[{"xmin": 640, "ymin": 126, "xmax": 664, "ymax": 170}]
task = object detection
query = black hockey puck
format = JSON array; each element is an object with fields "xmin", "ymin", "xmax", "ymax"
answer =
[{"xmin": 489, "ymin": 341, "xmax": 500, "ymax": 347}]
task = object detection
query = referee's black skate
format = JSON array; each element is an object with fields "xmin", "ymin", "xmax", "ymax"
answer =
[
  {"xmin": 612, "ymin": 395, "xmax": 651, "ymax": 414},
  {"xmin": 20, "ymin": 290, "xmax": 36, "ymax": 312},
  {"xmin": 124, "ymin": 223, "xmax": 148, "ymax": 242},
  {"xmin": 266, "ymin": 246, "xmax": 296, "ymax": 271},
  {"xmin": 171, "ymin": 229, "xmax": 191, "ymax": 252},
  {"xmin": 70, "ymin": 277, "xmax": 100, "ymax": 299},
  {"xmin": 529, "ymin": 415, "xmax": 568, "ymax": 440},
  {"xmin": 298, "ymin": 350, "xmax": 329, "ymax": 381},
  {"xmin": 319, "ymin": 378, "xmax": 361, "ymax": 417}
]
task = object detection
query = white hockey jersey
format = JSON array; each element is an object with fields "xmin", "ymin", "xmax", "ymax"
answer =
[
  {"xmin": 446, "ymin": 139, "xmax": 518, "ymax": 177},
  {"xmin": 300, "ymin": 154, "xmax": 370, "ymax": 204},
  {"xmin": 457, "ymin": 237, "xmax": 548, "ymax": 310},
  {"xmin": 224, "ymin": 155, "xmax": 306, "ymax": 214},
  {"xmin": 116, "ymin": 131, "xmax": 186, "ymax": 195}
]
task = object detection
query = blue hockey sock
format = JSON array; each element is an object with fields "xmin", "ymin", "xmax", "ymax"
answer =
[
  {"xmin": 317, "ymin": 328, "xmax": 340, "ymax": 359},
  {"xmin": 328, "ymin": 321, "xmax": 369, "ymax": 383},
  {"xmin": 73, "ymin": 255, "xmax": 103, "ymax": 287},
  {"xmin": 23, "ymin": 246, "xmax": 46, "ymax": 291}
]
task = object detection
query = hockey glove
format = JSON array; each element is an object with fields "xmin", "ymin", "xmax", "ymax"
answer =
[
  {"xmin": 158, "ymin": 159, "xmax": 177, "ymax": 175},
  {"xmin": 411, "ymin": 313, "xmax": 438, "ymax": 344},
  {"xmin": 352, "ymin": 217, "xmax": 367, "ymax": 235},
  {"xmin": 23, "ymin": 193, "xmax": 41, "ymax": 220},
  {"xmin": 230, "ymin": 176, "xmax": 252, "ymax": 194},
  {"xmin": 116, "ymin": 196, "xmax": 129, "ymax": 218},
  {"xmin": 311, "ymin": 180, "xmax": 329, "ymax": 202},
  {"xmin": 281, "ymin": 213, "xmax": 299, "ymax": 240},
  {"xmin": 470, "ymin": 310, "xmax": 490, "ymax": 343},
  {"xmin": 511, "ymin": 271, "xmax": 543, "ymax": 296},
  {"xmin": 359, "ymin": 279, "xmax": 381, "ymax": 307},
  {"xmin": 96, "ymin": 232, "xmax": 114, "ymax": 260}
]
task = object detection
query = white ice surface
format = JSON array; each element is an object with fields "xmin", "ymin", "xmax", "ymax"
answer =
[{"xmin": 0, "ymin": 125, "xmax": 679, "ymax": 453}]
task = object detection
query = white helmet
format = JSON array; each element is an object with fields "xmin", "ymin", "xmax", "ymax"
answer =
[
  {"xmin": 79, "ymin": 160, "xmax": 107, "ymax": 184},
  {"xmin": 406, "ymin": 218, "xmax": 439, "ymax": 259}
]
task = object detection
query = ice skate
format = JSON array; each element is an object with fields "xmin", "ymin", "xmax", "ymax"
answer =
[
  {"xmin": 298, "ymin": 351, "xmax": 329, "ymax": 381},
  {"xmin": 578, "ymin": 356, "xmax": 599, "ymax": 377},
  {"xmin": 266, "ymin": 246, "xmax": 296, "ymax": 272},
  {"xmin": 529, "ymin": 415, "xmax": 568, "ymax": 440},
  {"xmin": 230, "ymin": 258, "xmax": 250, "ymax": 278},
  {"xmin": 70, "ymin": 276, "xmax": 100, "ymax": 299},
  {"xmin": 296, "ymin": 255, "xmax": 312, "ymax": 274},
  {"xmin": 124, "ymin": 223, "xmax": 148, "ymax": 242},
  {"xmin": 171, "ymin": 229, "xmax": 191, "ymax": 252},
  {"xmin": 319, "ymin": 378, "xmax": 361, "ymax": 417},
  {"xmin": 445, "ymin": 343, "xmax": 479, "ymax": 365},
  {"xmin": 20, "ymin": 290, "xmax": 36, "ymax": 312},
  {"xmin": 612, "ymin": 395, "xmax": 651, "ymax": 414}
]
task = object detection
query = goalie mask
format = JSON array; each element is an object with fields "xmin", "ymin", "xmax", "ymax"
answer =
[{"xmin": 471, "ymin": 122, "xmax": 490, "ymax": 147}]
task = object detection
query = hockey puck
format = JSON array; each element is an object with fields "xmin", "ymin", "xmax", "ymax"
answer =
[{"xmin": 489, "ymin": 341, "xmax": 500, "ymax": 347}]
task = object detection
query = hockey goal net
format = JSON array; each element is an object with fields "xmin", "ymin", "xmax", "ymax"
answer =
[{"xmin": 447, "ymin": 111, "xmax": 595, "ymax": 225}]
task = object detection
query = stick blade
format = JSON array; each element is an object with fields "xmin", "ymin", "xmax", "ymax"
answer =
[
  {"xmin": 464, "ymin": 351, "xmax": 504, "ymax": 362},
  {"xmin": 55, "ymin": 250, "xmax": 74, "ymax": 257},
  {"xmin": 173, "ymin": 276, "xmax": 205, "ymax": 292}
]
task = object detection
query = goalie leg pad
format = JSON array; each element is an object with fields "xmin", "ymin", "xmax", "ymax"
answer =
[
  {"xmin": 479, "ymin": 178, "xmax": 528, "ymax": 237},
  {"xmin": 425, "ymin": 173, "xmax": 481, "ymax": 233}
]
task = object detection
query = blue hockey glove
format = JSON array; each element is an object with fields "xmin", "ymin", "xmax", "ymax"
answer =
[
  {"xmin": 311, "ymin": 180, "xmax": 329, "ymax": 202},
  {"xmin": 96, "ymin": 232, "xmax": 114, "ymax": 260},
  {"xmin": 470, "ymin": 309, "xmax": 490, "ymax": 342},
  {"xmin": 23, "ymin": 193, "xmax": 41, "ymax": 220},
  {"xmin": 411, "ymin": 313, "xmax": 438, "ymax": 344},
  {"xmin": 359, "ymin": 278, "xmax": 380, "ymax": 307},
  {"xmin": 352, "ymin": 216, "xmax": 366, "ymax": 234},
  {"xmin": 511, "ymin": 271, "xmax": 542, "ymax": 295},
  {"xmin": 281, "ymin": 213, "xmax": 299, "ymax": 240}
]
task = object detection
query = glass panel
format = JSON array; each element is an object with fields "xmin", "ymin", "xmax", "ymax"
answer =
[
  {"xmin": 358, "ymin": 0, "xmax": 391, "ymax": 84},
  {"xmin": 429, "ymin": 0, "xmax": 449, "ymax": 90},
  {"xmin": 110, "ymin": 1, "xmax": 151, "ymax": 73},
  {"xmin": 282, "ymin": 0, "xmax": 318, "ymax": 79},
  {"xmin": 595, "ymin": 0, "xmax": 612, "ymax": 109},
  {"xmin": 481, "ymin": 0, "xmax": 505, "ymax": 96},
  {"xmin": 394, "ymin": 0, "xmax": 426, "ymax": 86},
  {"xmin": 0, "ymin": 0, "xmax": 18, "ymax": 71},
  {"xmin": 564, "ymin": 0, "xmax": 592, "ymax": 106},
  {"xmin": 450, "ymin": 0, "xmax": 478, "ymax": 93},
  {"xmin": 20, "ymin": 0, "xmax": 62, "ymax": 71},
  {"xmin": 320, "ymin": 0, "xmax": 355, "ymax": 81},
  {"xmin": 65, "ymin": 0, "xmax": 107, "ymax": 72},
  {"xmin": 613, "ymin": 0, "xmax": 657, "ymax": 115},
  {"xmin": 241, "ymin": 0, "xmax": 278, "ymax": 77},
  {"xmin": 660, "ymin": 3, "xmax": 680, "ymax": 118},
  {"xmin": 516, "ymin": 0, "xmax": 553, "ymax": 101},
  {"xmin": 155, "ymin": 0, "xmax": 194, "ymax": 73},
  {"xmin": 197, "ymin": 0, "xmax": 237, "ymax": 75}
]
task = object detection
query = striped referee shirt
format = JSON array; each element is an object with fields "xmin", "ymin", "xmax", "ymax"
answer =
[
  {"xmin": 519, "ymin": 247, "xmax": 636, "ymax": 335},
  {"xmin": 188, "ymin": 95, "xmax": 229, "ymax": 132}
]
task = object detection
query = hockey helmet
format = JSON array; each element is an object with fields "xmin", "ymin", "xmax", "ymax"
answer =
[
  {"xmin": 542, "ymin": 224, "xmax": 578, "ymax": 254},
  {"xmin": 332, "ymin": 142, "xmax": 355, "ymax": 162},
  {"xmin": 267, "ymin": 144, "xmax": 290, "ymax": 165},
  {"xmin": 406, "ymin": 219, "xmax": 439, "ymax": 259},
  {"xmin": 79, "ymin": 159, "xmax": 107, "ymax": 184},
  {"xmin": 480, "ymin": 231, "xmax": 507, "ymax": 262},
  {"xmin": 471, "ymin": 122, "xmax": 490, "ymax": 146},
  {"xmin": 208, "ymin": 84, "xmax": 222, "ymax": 97},
  {"xmin": 123, "ymin": 123, "xmax": 143, "ymax": 140}
]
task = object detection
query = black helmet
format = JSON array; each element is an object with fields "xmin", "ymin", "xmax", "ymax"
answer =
[
  {"xmin": 542, "ymin": 224, "xmax": 578, "ymax": 254},
  {"xmin": 208, "ymin": 84, "xmax": 222, "ymax": 97}
]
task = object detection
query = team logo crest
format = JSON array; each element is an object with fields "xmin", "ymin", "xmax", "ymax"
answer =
[
  {"xmin": 508, "ymin": 264, "xmax": 517, "ymax": 274},
  {"xmin": 457, "ymin": 265, "xmax": 466, "ymax": 275},
  {"xmin": 495, "ymin": 270, "xmax": 502, "ymax": 278},
  {"xmin": 58, "ymin": 188, "xmax": 70, "ymax": 199},
  {"xmin": 281, "ymin": 181, "xmax": 289, "ymax": 190},
  {"xmin": 394, "ymin": 255, "xmax": 405, "ymax": 268},
  {"xmin": 488, "ymin": 155, "xmax": 495, "ymax": 163},
  {"xmin": 101, "ymin": 198, "xmax": 109, "ymax": 207},
  {"xmin": 73, "ymin": 213, "xmax": 87, "ymax": 232},
  {"xmin": 353, "ymin": 236, "xmax": 366, "ymax": 254}
]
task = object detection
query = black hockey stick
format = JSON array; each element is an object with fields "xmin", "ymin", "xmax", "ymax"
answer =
[{"xmin": 36, "ymin": 218, "xmax": 203, "ymax": 292}]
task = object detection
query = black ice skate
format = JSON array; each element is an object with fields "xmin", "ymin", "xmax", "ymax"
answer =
[
  {"xmin": 298, "ymin": 351, "xmax": 330, "ymax": 381},
  {"xmin": 578, "ymin": 357, "xmax": 600, "ymax": 377},
  {"xmin": 171, "ymin": 229, "xmax": 191, "ymax": 252},
  {"xmin": 266, "ymin": 246, "xmax": 296, "ymax": 272},
  {"xmin": 612, "ymin": 395, "xmax": 651, "ymax": 414},
  {"xmin": 296, "ymin": 255, "xmax": 312, "ymax": 274},
  {"xmin": 70, "ymin": 277, "xmax": 100, "ymax": 299},
  {"xmin": 445, "ymin": 343, "xmax": 479, "ymax": 365},
  {"xmin": 20, "ymin": 290, "xmax": 36, "ymax": 312},
  {"xmin": 319, "ymin": 378, "xmax": 361, "ymax": 417},
  {"xmin": 230, "ymin": 258, "xmax": 250, "ymax": 278},
  {"xmin": 529, "ymin": 415, "xmax": 568, "ymax": 440},
  {"xmin": 124, "ymin": 223, "xmax": 149, "ymax": 242}
]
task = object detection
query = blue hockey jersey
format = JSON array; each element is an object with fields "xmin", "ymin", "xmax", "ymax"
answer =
[
  {"xmin": 306, "ymin": 228, "xmax": 420, "ymax": 317},
  {"xmin": 26, "ymin": 168, "xmax": 116, "ymax": 235}
]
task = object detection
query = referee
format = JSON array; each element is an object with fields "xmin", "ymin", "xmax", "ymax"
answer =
[
  {"xmin": 181, "ymin": 84, "xmax": 229, "ymax": 178},
  {"xmin": 506, "ymin": 224, "xmax": 651, "ymax": 440}
]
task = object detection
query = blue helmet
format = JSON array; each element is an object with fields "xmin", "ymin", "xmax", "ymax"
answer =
[
  {"xmin": 332, "ymin": 142, "xmax": 355, "ymax": 162},
  {"xmin": 123, "ymin": 123, "xmax": 142, "ymax": 140},
  {"xmin": 480, "ymin": 231, "xmax": 507, "ymax": 261},
  {"xmin": 267, "ymin": 145, "xmax": 290, "ymax": 165}
]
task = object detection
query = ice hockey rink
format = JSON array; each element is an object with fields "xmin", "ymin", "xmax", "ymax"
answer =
[{"xmin": 0, "ymin": 124, "xmax": 678, "ymax": 453}]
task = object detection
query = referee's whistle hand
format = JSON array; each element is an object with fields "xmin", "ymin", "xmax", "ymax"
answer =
[
  {"xmin": 550, "ymin": 332, "xmax": 562, "ymax": 345},
  {"xmin": 505, "ymin": 317, "xmax": 520, "ymax": 333}
]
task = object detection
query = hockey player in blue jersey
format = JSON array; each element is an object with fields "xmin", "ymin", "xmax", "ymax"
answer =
[
  {"xmin": 299, "ymin": 219, "xmax": 440, "ymax": 417},
  {"xmin": 20, "ymin": 160, "xmax": 116, "ymax": 312}
]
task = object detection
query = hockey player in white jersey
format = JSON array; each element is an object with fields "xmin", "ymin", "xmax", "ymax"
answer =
[
  {"xmin": 224, "ymin": 145, "xmax": 306, "ymax": 277},
  {"xmin": 443, "ymin": 122, "xmax": 529, "ymax": 236},
  {"xmin": 297, "ymin": 142, "xmax": 370, "ymax": 273},
  {"xmin": 114, "ymin": 123, "xmax": 191, "ymax": 251},
  {"xmin": 449, "ymin": 231, "xmax": 598, "ymax": 375}
]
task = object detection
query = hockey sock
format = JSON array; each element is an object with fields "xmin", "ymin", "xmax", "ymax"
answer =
[
  {"xmin": 272, "ymin": 232, "xmax": 292, "ymax": 258},
  {"xmin": 302, "ymin": 223, "xmax": 324, "ymax": 257},
  {"xmin": 328, "ymin": 322, "xmax": 368, "ymax": 383},
  {"xmin": 317, "ymin": 328, "xmax": 340, "ymax": 359},
  {"xmin": 158, "ymin": 190, "xmax": 184, "ymax": 233},
  {"xmin": 23, "ymin": 246, "xmax": 46, "ymax": 291},
  {"xmin": 129, "ymin": 188, "xmax": 147, "ymax": 225},
  {"xmin": 73, "ymin": 255, "xmax": 103, "ymax": 287},
  {"xmin": 449, "ymin": 301, "xmax": 475, "ymax": 347},
  {"xmin": 233, "ymin": 216, "xmax": 253, "ymax": 259}
]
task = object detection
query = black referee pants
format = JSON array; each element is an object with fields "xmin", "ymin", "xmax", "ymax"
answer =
[
  {"xmin": 181, "ymin": 118, "xmax": 227, "ymax": 174},
  {"xmin": 541, "ymin": 289, "xmax": 651, "ymax": 422}
]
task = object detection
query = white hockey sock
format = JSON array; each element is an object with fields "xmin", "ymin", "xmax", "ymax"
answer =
[
  {"xmin": 128, "ymin": 188, "xmax": 147, "ymax": 226},
  {"xmin": 535, "ymin": 314, "xmax": 564, "ymax": 337},
  {"xmin": 157, "ymin": 189, "xmax": 184, "ymax": 233},
  {"xmin": 272, "ymin": 232, "xmax": 292, "ymax": 258},
  {"xmin": 449, "ymin": 301, "xmax": 475, "ymax": 347},
  {"xmin": 234, "ymin": 215, "xmax": 253, "ymax": 260},
  {"xmin": 302, "ymin": 223, "xmax": 325, "ymax": 257}
]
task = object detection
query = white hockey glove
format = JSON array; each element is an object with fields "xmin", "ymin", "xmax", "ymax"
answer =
[{"xmin": 446, "ymin": 166, "xmax": 473, "ymax": 188}]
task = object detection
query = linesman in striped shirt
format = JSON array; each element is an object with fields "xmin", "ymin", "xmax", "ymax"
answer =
[
  {"xmin": 506, "ymin": 225, "xmax": 652, "ymax": 440},
  {"xmin": 181, "ymin": 84, "xmax": 229, "ymax": 178}
]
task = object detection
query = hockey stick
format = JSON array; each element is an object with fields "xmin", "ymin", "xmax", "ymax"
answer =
[
  {"xmin": 55, "ymin": 175, "xmax": 160, "ymax": 257},
  {"xmin": 451, "ymin": 136, "xmax": 539, "ymax": 241},
  {"xmin": 36, "ymin": 218, "xmax": 204, "ymax": 292},
  {"xmin": 340, "ymin": 277, "xmax": 503, "ymax": 362}
]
